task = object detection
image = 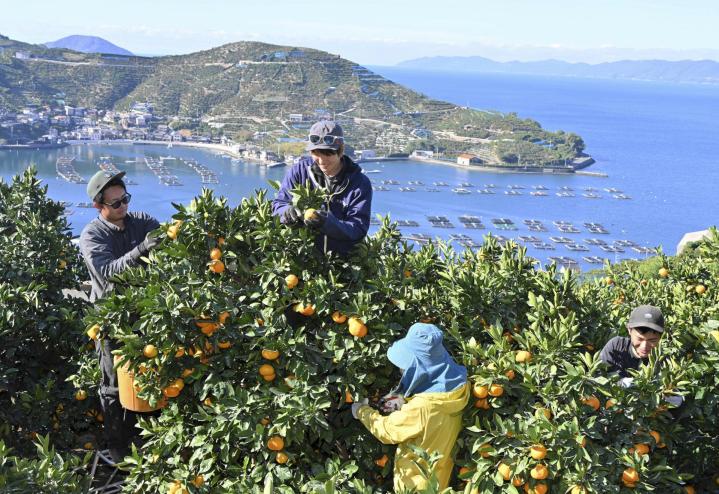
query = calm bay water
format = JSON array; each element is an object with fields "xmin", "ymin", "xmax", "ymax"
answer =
[{"xmin": 1, "ymin": 70, "xmax": 717, "ymax": 269}]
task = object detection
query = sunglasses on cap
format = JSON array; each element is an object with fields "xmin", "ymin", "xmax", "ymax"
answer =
[
  {"xmin": 308, "ymin": 134, "xmax": 343, "ymax": 145},
  {"xmin": 102, "ymin": 193, "xmax": 132, "ymax": 209}
]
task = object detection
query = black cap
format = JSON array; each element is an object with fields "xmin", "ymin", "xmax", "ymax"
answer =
[
  {"xmin": 627, "ymin": 305, "xmax": 665, "ymax": 333},
  {"xmin": 87, "ymin": 170, "xmax": 126, "ymax": 201}
]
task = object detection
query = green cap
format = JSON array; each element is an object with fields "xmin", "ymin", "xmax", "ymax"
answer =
[{"xmin": 87, "ymin": 170, "xmax": 125, "ymax": 201}]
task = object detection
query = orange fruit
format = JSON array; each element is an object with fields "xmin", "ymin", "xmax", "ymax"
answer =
[
  {"xmin": 479, "ymin": 443, "xmax": 492, "ymax": 458},
  {"xmin": 605, "ymin": 398, "xmax": 616, "ymax": 409},
  {"xmin": 262, "ymin": 372, "xmax": 276, "ymax": 382},
  {"xmin": 260, "ymin": 417, "xmax": 270, "ymax": 426},
  {"xmin": 259, "ymin": 364, "xmax": 275, "ymax": 376},
  {"xmin": 570, "ymin": 485, "xmax": 587, "ymax": 494},
  {"xmin": 143, "ymin": 344, "xmax": 158, "ymax": 358},
  {"xmin": 582, "ymin": 395, "xmax": 600, "ymax": 411},
  {"xmin": 345, "ymin": 390, "xmax": 353, "ymax": 403},
  {"xmin": 276, "ymin": 451, "xmax": 289, "ymax": 464},
  {"xmin": 218, "ymin": 311, "xmax": 230, "ymax": 324},
  {"xmin": 163, "ymin": 385, "xmax": 180, "ymax": 398},
  {"xmin": 74, "ymin": 389, "xmax": 87, "ymax": 401},
  {"xmin": 530, "ymin": 464, "xmax": 548, "ymax": 480},
  {"xmin": 515, "ymin": 350, "xmax": 532, "ymax": 363},
  {"xmin": 209, "ymin": 260, "xmax": 225, "ymax": 273},
  {"xmin": 375, "ymin": 454, "xmax": 389, "ymax": 468},
  {"xmin": 332, "ymin": 311, "xmax": 348, "ymax": 324},
  {"xmin": 537, "ymin": 408, "xmax": 552, "ymax": 420},
  {"xmin": 267, "ymin": 435, "xmax": 284, "ymax": 451},
  {"xmin": 472, "ymin": 384, "xmax": 489, "ymax": 399},
  {"xmin": 218, "ymin": 341, "xmax": 232, "ymax": 349},
  {"xmin": 498, "ymin": 462, "xmax": 512, "ymax": 481},
  {"xmin": 695, "ymin": 284, "xmax": 706, "ymax": 295},
  {"xmin": 403, "ymin": 269, "xmax": 412, "ymax": 278},
  {"xmin": 658, "ymin": 267, "xmax": 669, "ymax": 278},
  {"xmin": 217, "ymin": 236, "xmax": 225, "ymax": 245},
  {"xmin": 83, "ymin": 442, "xmax": 93, "ymax": 450},
  {"xmin": 488, "ymin": 384, "xmax": 504, "ymax": 397},
  {"xmin": 285, "ymin": 274, "xmax": 299, "ymax": 289},
  {"xmin": 191, "ymin": 475, "xmax": 204, "ymax": 488},
  {"xmin": 474, "ymin": 398, "xmax": 490, "ymax": 409},
  {"xmin": 505, "ymin": 369, "xmax": 516, "ymax": 380},
  {"xmin": 605, "ymin": 276, "xmax": 614, "ymax": 286},
  {"xmin": 262, "ymin": 349, "xmax": 280, "ymax": 360},
  {"xmin": 210, "ymin": 248, "xmax": 222, "ymax": 260},
  {"xmin": 529, "ymin": 444, "xmax": 547, "ymax": 460},
  {"xmin": 181, "ymin": 368, "xmax": 194, "ymax": 378},
  {"xmin": 348, "ymin": 317, "xmax": 368, "ymax": 337},
  {"xmin": 512, "ymin": 476, "xmax": 525, "ymax": 487},
  {"xmin": 458, "ymin": 466, "xmax": 472, "ymax": 477},
  {"xmin": 622, "ymin": 467, "xmax": 639, "ymax": 485},
  {"xmin": 632, "ymin": 443, "xmax": 650, "ymax": 456},
  {"xmin": 303, "ymin": 208, "xmax": 318, "ymax": 221},
  {"xmin": 684, "ymin": 486, "xmax": 696, "ymax": 494},
  {"xmin": 203, "ymin": 397, "xmax": 213, "ymax": 406},
  {"xmin": 175, "ymin": 346, "xmax": 186, "ymax": 358},
  {"xmin": 524, "ymin": 483, "xmax": 547, "ymax": 494},
  {"xmin": 167, "ymin": 225, "xmax": 178, "ymax": 240},
  {"xmin": 649, "ymin": 430, "xmax": 665, "ymax": 447},
  {"xmin": 86, "ymin": 324, "xmax": 100, "ymax": 340},
  {"xmin": 293, "ymin": 303, "xmax": 315, "ymax": 316}
]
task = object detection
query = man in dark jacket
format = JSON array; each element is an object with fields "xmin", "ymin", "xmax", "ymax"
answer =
[
  {"xmin": 600, "ymin": 304, "xmax": 665, "ymax": 379},
  {"xmin": 79, "ymin": 170, "xmax": 160, "ymax": 464},
  {"xmin": 272, "ymin": 120, "xmax": 372, "ymax": 255}
]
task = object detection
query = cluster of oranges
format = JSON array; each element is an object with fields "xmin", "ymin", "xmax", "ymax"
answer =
[{"xmin": 267, "ymin": 435, "xmax": 288, "ymax": 464}]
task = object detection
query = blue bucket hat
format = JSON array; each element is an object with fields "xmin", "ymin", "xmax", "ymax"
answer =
[{"xmin": 387, "ymin": 323, "xmax": 467, "ymax": 397}]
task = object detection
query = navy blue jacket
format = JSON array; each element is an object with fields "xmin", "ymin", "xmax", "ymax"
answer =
[{"xmin": 272, "ymin": 155, "xmax": 372, "ymax": 255}]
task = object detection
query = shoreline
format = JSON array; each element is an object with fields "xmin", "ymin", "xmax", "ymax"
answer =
[{"xmin": 61, "ymin": 140, "xmax": 605, "ymax": 177}]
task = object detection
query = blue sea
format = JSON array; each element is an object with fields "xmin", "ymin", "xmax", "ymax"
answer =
[{"xmin": 1, "ymin": 70, "xmax": 717, "ymax": 269}]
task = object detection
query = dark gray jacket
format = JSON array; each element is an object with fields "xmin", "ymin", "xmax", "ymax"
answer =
[{"xmin": 79, "ymin": 212, "xmax": 159, "ymax": 302}]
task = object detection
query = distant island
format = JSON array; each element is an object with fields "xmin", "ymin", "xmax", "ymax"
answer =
[
  {"xmin": 44, "ymin": 35, "xmax": 133, "ymax": 56},
  {"xmin": 397, "ymin": 55, "xmax": 719, "ymax": 85},
  {"xmin": 0, "ymin": 33, "xmax": 591, "ymax": 172}
]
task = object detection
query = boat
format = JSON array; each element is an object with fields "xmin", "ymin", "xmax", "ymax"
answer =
[
  {"xmin": 478, "ymin": 189, "xmax": 496, "ymax": 194},
  {"xmin": 458, "ymin": 182, "xmax": 474, "ymax": 187},
  {"xmin": 549, "ymin": 236, "xmax": 573, "ymax": 244},
  {"xmin": 363, "ymin": 169, "xmax": 382, "ymax": 174},
  {"xmin": 504, "ymin": 190, "xmax": 523, "ymax": 196},
  {"xmin": 613, "ymin": 193, "xmax": 632, "ymax": 200},
  {"xmin": 530, "ymin": 191, "xmax": 548, "ymax": 196},
  {"xmin": 458, "ymin": 215, "xmax": 482, "ymax": 223},
  {"xmin": 266, "ymin": 162, "xmax": 286, "ymax": 168},
  {"xmin": 452, "ymin": 188, "xmax": 472, "ymax": 194},
  {"xmin": 556, "ymin": 191, "xmax": 576, "ymax": 197},
  {"xmin": 583, "ymin": 193, "xmax": 602, "ymax": 199},
  {"xmin": 533, "ymin": 185, "xmax": 549, "ymax": 190},
  {"xmin": 533, "ymin": 242, "xmax": 555, "ymax": 250},
  {"xmin": 585, "ymin": 238, "xmax": 608, "ymax": 246},
  {"xmin": 566, "ymin": 243, "xmax": 590, "ymax": 252},
  {"xmin": 433, "ymin": 181, "xmax": 449, "ymax": 186},
  {"xmin": 396, "ymin": 220, "xmax": 420, "ymax": 227},
  {"xmin": 408, "ymin": 180, "xmax": 424, "ymax": 185},
  {"xmin": 425, "ymin": 187, "xmax": 440, "ymax": 192},
  {"xmin": 583, "ymin": 256, "xmax": 606, "ymax": 264},
  {"xmin": 399, "ymin": 187, "xmax": 416, "ymax": 192}
]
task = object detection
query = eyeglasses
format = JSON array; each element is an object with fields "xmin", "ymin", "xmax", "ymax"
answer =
[
  {"xmin": 102, "ymin": 193, "xmax": 132, "ymax": 209},
  {"xmin": 309, "ymin": 134, "xmax": 343, "ymax": 145}
]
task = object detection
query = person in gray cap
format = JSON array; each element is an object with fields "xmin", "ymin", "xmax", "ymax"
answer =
[
  {"xmin": 79, "ymin": 170, "xmax": 160, "ymax": 464},
  {"xmin": 271, "ymin": 120, "xmax": 372, "ymax": 256},
  {"xmin": 600, "ymin": 305, "xmax": 666, "ymax": 379}
]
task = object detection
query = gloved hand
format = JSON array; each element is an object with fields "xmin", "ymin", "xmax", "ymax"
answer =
[
  {"xmin": 282, "ymin": 206, "xmax": 302, "ymax": 225},
  {"xmin": 619, "ymin": 377, "xmax": 634, "ymax": 388},
  {"xmin": 664, "ymin": 394, "xmax": 684, "ymax": 407},
  {"xmin": 380, "ymin": 393, "xmax": 405, "ymax": 413},
  {"xmin": 304, "ymin": 209, "xmax": 327, "ymax": 229},
  {"xmin": 140, "ymin": 231, "xmax": 160, "ymax": 254},
  {"xmin": 351, "ymin": 398, "xmax": 369, "ymax": 419}
]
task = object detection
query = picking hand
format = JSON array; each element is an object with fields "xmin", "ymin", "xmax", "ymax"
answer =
[
  {"xmin": 351, "ymin": 398, "xmax": 369, "ymax": 419},
  {"xmin": 282, "ymin": 206, "xmax": 302, "ymax": 225},
  {"xmin": 304, "ymin": 209, "xmax": 327, "ymax": 229},
  {"xmin": 140, "ymin": 231, "xmax": 161, "ymax": 254},
  {"xmin": 380, "ymin": 393, "xmax": 405, "ymax": 413}
]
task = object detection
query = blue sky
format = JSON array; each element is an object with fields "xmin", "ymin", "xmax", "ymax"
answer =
[{"xmin": 4, "ymin": 0, "xmax": 718, "ymax": 64}]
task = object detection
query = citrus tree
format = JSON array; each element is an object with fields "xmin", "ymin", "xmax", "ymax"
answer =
[{"xmin": 76, "ymin": 183, "xmax": 719, "ymax": 494}]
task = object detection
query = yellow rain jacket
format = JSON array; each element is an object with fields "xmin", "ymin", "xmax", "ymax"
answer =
[{"xmin": 357, "ymin": 382, "xmax": 469, "ymax": 492}]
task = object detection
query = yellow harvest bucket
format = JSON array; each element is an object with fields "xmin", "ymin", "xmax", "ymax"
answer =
[{"xmin": 114, "ymin": 356, "xmax": 167, "ymax": 413}]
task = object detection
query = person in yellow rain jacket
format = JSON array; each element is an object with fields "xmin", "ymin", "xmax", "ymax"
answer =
[{"xmin": 352, "ymin": 323, "xmax": 469, "ymax": 491}]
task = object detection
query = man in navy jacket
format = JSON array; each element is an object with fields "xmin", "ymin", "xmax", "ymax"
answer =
[{"xmin": 272, "ymin": 121, "xmax": 372, "ymax": 255}]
